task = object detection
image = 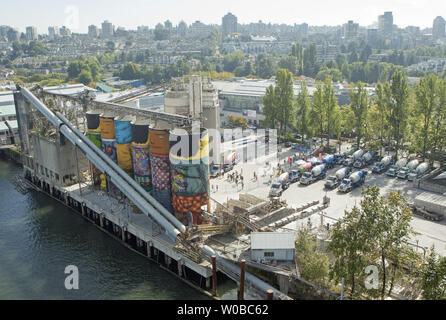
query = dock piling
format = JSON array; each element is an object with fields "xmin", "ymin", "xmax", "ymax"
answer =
[
  {"xmin": 266, "ymin": 289, "xmax": 274, "ymax": 300},
  {"xmin": 239, "ymin": 259, "xmax": 246, "ymax": 300},
  {"xmin": 211, "ymin": 255, "xmax": 217, "ymax": 296}
]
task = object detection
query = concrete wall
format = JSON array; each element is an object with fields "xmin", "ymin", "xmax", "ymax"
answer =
[{"xmin": 30, "ymin": 133, "xmax": 89, "ymax": 185}]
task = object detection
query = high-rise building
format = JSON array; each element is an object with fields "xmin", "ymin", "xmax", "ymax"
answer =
[
  {"xmin": 366, "ymin": 29, "xmax": 379, "ymax": 44},
  {"xmin": 0, "ymin": 26, "xmax": 10, "ymax": 41},
  {"xmin": 433, "ymin": 16, "xmax": 446, "ymax": 39},
  {"xmin": 178, "ymin": 21, "xmax": 187, "ymax": 37},
  {"xmin": 48, "ymin": 26, "xmax": 59, "ymax": 40},
  {"xmin": 88, "ymin": 25, "xmax": 99, "ymax": 38},
  {"xmin": 189, "ymin": 21, "xmax": 211, "ymax": 39},
  {"xmin": 26, "ymin": 26, "xmax": 38, "ymax": 40},
  {"xmin": 222, "ymin": 12, "xmax": 238, "ymax": 37},
  {"xmin": 137, "ymin": 26, "xmax": 149, "ymax": 34},
  {"xmin": 343, "ymin": 20, "xmax": 359, "ymax": 39},
  {"xmin": 164, "ymin": 20, "xmax": 173, "ymax": 32},
  {"xmin": 101, "ymin": 20, "xmax": 114, "ymax": 37},
  {"xmin": 378, "ymin": 11, "xmax": 393, "ymax": 37},
  {"xmin": 6, "ymin": 28, "xmax": 19, "ymax": 42},
  {"xmin": 59, "ymin": 26, "xmax": 72, "ymax": 37}
]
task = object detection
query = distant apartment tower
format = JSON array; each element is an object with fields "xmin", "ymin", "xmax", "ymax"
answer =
[
  {"xmin": 88, "ymin": 25, "xmax": 99, "ymax": 38},
  {"xmin": 137, "ymin": 26, "xmax": 149, "ymax": 34},
  {"xmin": 26, "ymin": 26, "xmax": 38, "ymax": 40},
  {"xmin": 164, "ymin": 20, "xmax": 173, "ymax": 32},
  {"xmin": 48, "ymin": 26, "xmax": 59, "ymax": 40},
  {"xmin": 433, "ymin": 16, "xmax": 446, "ymax": 39},
  {"xmin": 344, "ymin": 20, "xmax": 359, "ymax": 39},
  {"xmin": 298, "ymin": 23, "xmax": 309, "ymax": 37},
  {"xmin": 6, "ymin": 28, "xmax": 19, "ymax": 42},
  {"xmin": 378, "ymin": 11, "xmax": 393, "ymax": 37},
  {"xmin": 366, "ymin": 29, "xmax": 378, "ymax": 44},
  {"xmin": 59, "ymin": 26, "xmax": 71, "ymax": 37},
  {"xmin": 189, "ymin": 21, "xmax": 211, "ymax": 39},
  {"xmin": 102, "ymin": 20, "xmax": 114, "ymax": 37},
  {"xmin": 0, "ymin": 26, "xmax": 9, "ymax": 40},
  {"xmin": 222, "ymin": 12, "xmax": 238, "ymax": 36},
  {"xmin": 178, "ymin": 21, "xmax": 187, "ymax": 37}
]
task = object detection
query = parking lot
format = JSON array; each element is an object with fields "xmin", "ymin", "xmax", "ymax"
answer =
[{"xmin": 211, "ymin": 144, "xmax": 446, "ymax": 256}]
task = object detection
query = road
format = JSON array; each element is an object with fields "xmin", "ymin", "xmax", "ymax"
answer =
[{"xmin": 211, "ymin": 145, "xmax": 446, "ymax": 256}]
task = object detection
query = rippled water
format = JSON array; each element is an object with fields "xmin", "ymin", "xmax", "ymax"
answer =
[{"xmin": 0, "ymin": 159, "xmax": 236, "ymax": 300}]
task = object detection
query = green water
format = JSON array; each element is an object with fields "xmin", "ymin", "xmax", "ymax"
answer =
[{"xmin": 0, "ymin": 159, "xmax": 236, "ymax": 300}]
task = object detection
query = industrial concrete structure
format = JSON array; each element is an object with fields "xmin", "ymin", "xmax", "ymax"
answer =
[
  {"xmin": 11, "ymin": 83, "xmax": 292, "ymax": 300},
  {"xmin": 164, "ymin": 76, "xmax": 220, "ymax": 131}
]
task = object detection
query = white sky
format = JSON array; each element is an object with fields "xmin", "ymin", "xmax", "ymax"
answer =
[{"xmin": 1, "ymin": 0, "xmax": 445, "ymax": 33}]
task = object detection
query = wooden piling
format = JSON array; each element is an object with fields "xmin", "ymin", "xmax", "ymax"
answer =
[
  {"xmin": 266, "ymin": 289, "xmax": 274, "ymax": 300},
  {"xmin": 239, "ymin": 259, "xmax": 246, "ymax": 300},
  {"xmin": 211, "ymin": 255, "xmax": 217, "ymax": 296}
]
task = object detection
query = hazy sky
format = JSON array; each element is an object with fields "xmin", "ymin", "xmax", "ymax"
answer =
[{"xmin": 2, "ymin": 0, "xmax": 446, "ymax": 33}]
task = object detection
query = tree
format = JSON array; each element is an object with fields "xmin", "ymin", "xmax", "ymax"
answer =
[
  {"xmin": 228, "ymin": 115, "xmax": 247, "ymax": 129},
  {"xmin": 349, "ymin": 82, "xmax": 369, "ymax": 149},
  {"xmin": 370, "ymin": 82, "xmax": 391, "ymax": 155},
  {"xmin": 295, "ymin": 81, "xmax": 311, "ymax": 143},
  {"xmin": 303, "ymin": 43, "xmax": 318, "ymax": 77},
  {"xmin": 431, "ymin": 78, "xmax": 446, "ymax": 162},
  {"xmin": 359, "ymin": 187, "xmax": 415, "ymax": 299},
  {"xmin": 414, "ymin": 74, "xmax": 438, "ymax": 161},
  {"xmin": 77, "ymin": 70, "xmax": 93, "ymax": 85},
  {"xmin": 310, "ymin": 83, "xmax": 325, "ymax": 146},
  {"xmin": 274, "ymin": 69, "xmax": 295, "ymax": 135},
  {"xmin": 389, "ymin": 70, "xmax": 410, "ymax": 159},
  {"xmin": 262, "ymin": 85, "xmax": 277, "ymax": 128},
  {"xmin": 421, "ymin": 246, "xmax": 446, "ymax": 300},
  {"xmin": 330, "ymin": 186, "xmax": 415, "ymax": 299},
  {"xmin": 223, "ymin": 51, "xmax": 244, "ymax": 73},
  {"xmin": 279, "ymin": 56, "xmax": 298, "ymax": 75},
  {"xmin": 295, "ymin": 227, "xmax": 330, "ymax": 286},
  {"xmin": 255, "ymin": 55, "xmax": 276, "ymax": 79},
  {"xmin": 120, "ymin": 62, "xmax": 141, "ymax": 80},
  {"xmin": 291, "ymin": 42, "xmax": 304, "ymax": 75},
  {"xmin": 330, "ymin": 205, "xmax": 370, "ymax": 298},
  {"xmin": 316, "ymin": 67, "xmax": 342, "ymax": 82},
  {"xmin": 341, "ymin": 61, "xmax": 351, "ymax": 81},
  {"xmin": 323, "ymin": 79, "xmax": 337, "ymax": 147}
]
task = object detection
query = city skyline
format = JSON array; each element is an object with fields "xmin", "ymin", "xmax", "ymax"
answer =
[{"xmin": 1, "ymin": 0, "xmax": 445, "ymax": 34}]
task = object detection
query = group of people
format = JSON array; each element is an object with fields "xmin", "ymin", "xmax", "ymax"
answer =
[{"xmin": 228, "ymin": 170, "xmax": 244, "ymax": 190}]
